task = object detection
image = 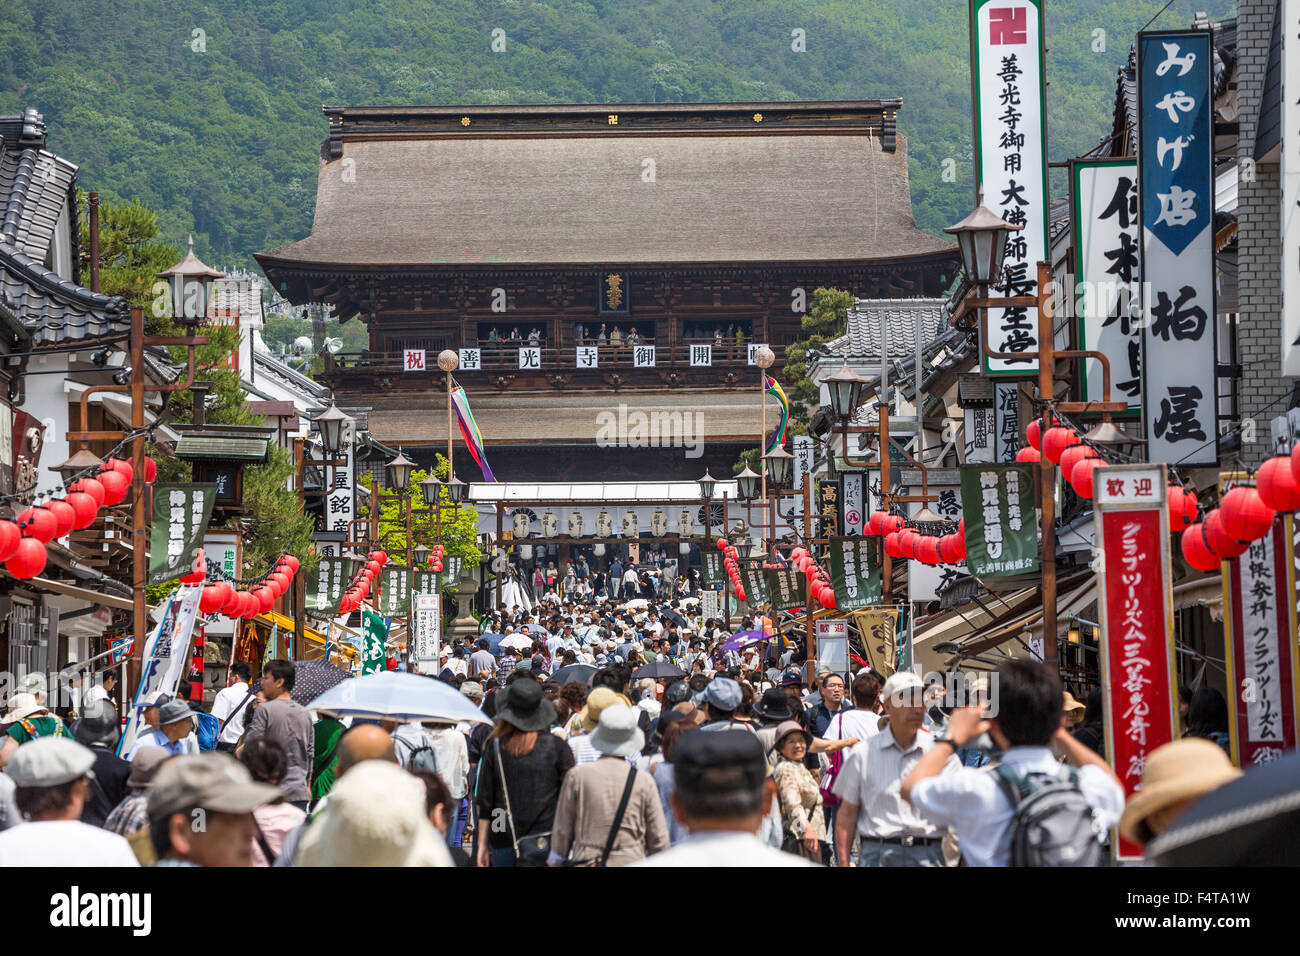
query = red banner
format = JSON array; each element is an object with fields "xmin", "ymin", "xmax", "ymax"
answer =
[
  {"xmin": 1223, "ymin": 516, "xmax": 1299, "ymax": 767},
  {"xmin": 1095, "ymin": 465, "xmax": 1179, "ymax": 862}
]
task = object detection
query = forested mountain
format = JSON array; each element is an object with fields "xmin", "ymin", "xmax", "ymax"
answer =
[{"xmin": 0, "ymin": 0, "xmax": 1235, "ymax": 271}]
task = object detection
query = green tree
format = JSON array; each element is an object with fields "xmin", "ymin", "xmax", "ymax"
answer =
[
  {"xmin": 359, "ymin": 454, "xmax": 480, "ymax": 581},
  {"xmin": 76, "ymin": 189, "xmax": 178, "ymax": 313}
]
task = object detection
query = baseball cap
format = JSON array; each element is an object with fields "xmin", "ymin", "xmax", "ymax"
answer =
[
  {"xmin": 672, "ymin": 729, "xmax": 766, "ymax": 791},
  {"xmin": 701, "ymin": 677, "xmax": 742, "ymax": 712},
  {"xmin": 6, "ymin": 736, "xmax": 95, "ymax": 788},
  {"xmin": 147, "ymin": 753, "xmax": 284, "ymax": 820},
  {"xmin": 881, "ymin": 671, "xmax": 925, "ymax": 702}
]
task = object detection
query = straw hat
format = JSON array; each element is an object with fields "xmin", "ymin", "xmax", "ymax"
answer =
[
  {"xmin": 1118, "ymin": 738, "xmax": 1242, "ymax": 845},
  {"xmin": 1062, "ymin": 691, "xmax": 1086, "ymax": 715},
  {"xmin": 295, "ymin": 760, "xmax": 452, "ymax": 867},
  {"xmin": 2, "ymin": 692, "xmax": 47, "ymax": 724},
  {"xmin": 578, "ymin": 687, "xmax": 626, "ymax": 734}
]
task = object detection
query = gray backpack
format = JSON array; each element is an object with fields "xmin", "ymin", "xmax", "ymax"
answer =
[
  {"xmin": 397, "ymin": 733, "xmax": 440, "ymax": 775},
  {"xmin": 993, "ymin": 764, "xmax": 1106, "ymax": 866}
]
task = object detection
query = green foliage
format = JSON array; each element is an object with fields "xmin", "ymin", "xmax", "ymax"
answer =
[
  {"xmin": 240, "ymin": 443, "xmax": 318, "ymax": 578},
  {"xmin": 75, "ymin": 189, "xmax": 178, "ymax": 316},
  {"xmin": 6, "ymin": 1, "xmax": 1234, "ymax": 271},
  {"xmin": 358, "ymin": 454, "xmax": 481, "ymax": 579},
  {"xmin": 785, "ymin": 286, "xmax": 852, "ymax": 430}
]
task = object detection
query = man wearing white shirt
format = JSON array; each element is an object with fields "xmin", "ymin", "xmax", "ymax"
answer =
[
  {"xmin": 903, "ymin": 659, "xmax": 1125, "ymax": 867},
  {"xmin": 832, "ymin": 671, "xmax": 959, "ymax": 866},
  {"xmin": 210, "ymin": 662, "xmax": 253, "ymax": 752},
  {"xmin": 83, "ymin": 669, "xmax": 117, "ymax": 711},
  {"xmin": 634, "ymin": 729, "xmax": 815, "ymax": 867}
]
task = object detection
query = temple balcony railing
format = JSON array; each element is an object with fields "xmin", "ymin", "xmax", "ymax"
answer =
[{"xmin": 327, "ymin": 340, "xmax": 773, "ymax": 373}]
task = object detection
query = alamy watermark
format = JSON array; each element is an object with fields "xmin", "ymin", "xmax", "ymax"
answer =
[{"xmin": 595, "ymin": 404, "xmax": 704, "ymax": 459}]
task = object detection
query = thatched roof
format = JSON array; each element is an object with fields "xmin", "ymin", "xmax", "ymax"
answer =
[{"xmin": 260, "ymin": 101, "xmax": 952, "ymax": 271}]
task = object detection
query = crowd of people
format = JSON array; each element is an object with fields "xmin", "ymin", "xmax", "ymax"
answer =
[{"xmin": 0, "ymin": 582, "xmax": 1266, "ymax": 867}]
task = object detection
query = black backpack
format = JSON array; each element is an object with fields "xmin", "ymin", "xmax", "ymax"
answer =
[{"xmin": 993, "ymin": 764, "xmax": 1106, "ymax": 866}]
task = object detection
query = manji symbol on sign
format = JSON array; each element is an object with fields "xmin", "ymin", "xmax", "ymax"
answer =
[{"xmin": 988, "ymin": 6, "xmax": 1027, "ymax": 43}]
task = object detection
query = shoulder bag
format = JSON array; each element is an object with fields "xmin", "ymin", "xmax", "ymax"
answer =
[
  {"xmin": 563, "ymin": 765, "xmax": 638, "ymax": 867},
  {"xmin": 494, "ymin": 738, "xmax": 552, "ymax": 867}
]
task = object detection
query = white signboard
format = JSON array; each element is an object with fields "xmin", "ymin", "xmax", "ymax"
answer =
[
  {"xmin": 414, "ymin": 594, "xmax": 441, "ymax": 670},
  {"xmin": 576, "ymin": 346, "xmax": 599, "ymax": 369},
  {"xmin": 690, "ymin": 344, "xmax": 712, "ymax": 367},
  {"xmin": 747, "ymin": 343, "xmax": 771, "ymax": 365},
  {"xmin": 971, "ymin": 0, "xmax": 1049, "ymax": 374},
  {"xmin": 403, "ymin": 349, "xmax": 426, "ymax": 372},
  {"xmin": 816, "ymin": 619, "xmax": 849, "ymax": 673},
  {"xmin": 518, "ymin": 346, "xmax": 541, "ymax": 370},
  {"xmin": 793, "ymin": 435, "xmax": 814, "ymax": 490},
  {"xmin": 458, "ymin": 348, "xmax": 482, "ymax": 371},
  {"xmin": 700, "ymin": 588, "xmax": 721, "ymax": 623},
  {"xmin": 994, "ymin": 382, "xmax": 1020, "ymax": 461},
  {"xmin": 841, "ymin": 472, "xmax": 865, "ymax": 536},
  {"xmin": 118, "ymin": 584, "xmax": 203, "ymax": 755},
  {"xmin": 964, "ymin": 406, "xmax": 995, "ymax": 463},
  {"xmin": 1074, "ymin": 160, "xmax": 1142, "ymax": 407},
  {"xmin": 633, "ymin": 345, "xmax": 656, "ymax": 368}
]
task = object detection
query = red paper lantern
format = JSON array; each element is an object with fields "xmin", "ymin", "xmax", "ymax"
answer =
[
  {"xmin": 897, "ymin": 529, "xmax": 919, "ymax": 559},
  {"xmin": 252, "ymin": 586, "xmax": 275, "ymax": 613},
  {"xmin": 43, "ymin": 500, "xmax": 75, "ymax": 539},
  {"xmin": 282, "ymin": 554, "xmax": 300, "ymax": 574},
  {"xmin": 939, "ymin": 534, "xmax": 966, "ymax": 564},
  {"xmin": 1069, "ymin": 458, "xmax": 1106, "ymax": 499},
  {"xmin": 884, "ymin": 531, "xmax": 904, "ymax": 559},
  {"xmin": 98, "ymin": 469, "xmax": 129, "ymax": 506},
  {"xmin": 1025, "ymin": 416, "xmax": 1057, "ymax": 451},
  {"xmin": 1167, "ymin": 485, "xmax": 1199, "ymax": 531},
  {"xmin": 0, "ymin": 521, "xmax": 20, "ymax": 562},
  {"xmin": 64, "ymin": 491, "xmax": 99, "ymax": 530},
  {"xmin": 179, "ymin": 550, "xmax": 206, "ymax": 584},
  {"xmin": 70, "ymin": 477, "xmax": 105, "ymax": 507},
  {"xmin": 200, "ymin": 585, "xmax": 228, "ymax": 614},
  {"xmin": 879, "ymin": 514, "xmax": 904, "ymax": 535},
  {"xmin": 716, "ymin": 538, "xmax": 727, "ymax": 550},
  {"xmin": 1204, "ymin": 510, "xmax": 1248, "ymax": 559},
  {"xmin": 1220, "ymin": 486, "xmax": 1275, "ymax": 542},
  {"xmin": 1015, "ymin": 446, "xmax": 1041, "ymax": 464},
  {"xmin": 106, "ymin": 457, "xmax": 134, "ymax": 483},
  {"xmin": 144, "ymin": 456, "xmax": 157, "ymax": 484},
  {"xmin": 1255, "ymin": 456, "xmax": 1300, "ymax": 513},
  {"xmin": 220, "ymin": 587, "xmax": 242, "ymax": 616},
  {"xmin": 17, "ymin": 507, "xmax": 57, "ymax": 544},
  {"xmin": 368, "ymin": 550, "xmax": 387, "ymax": 566},
  {"xmin": 1041, "ymin": 427, "xmax": 1078, "ymax": 464},
  {"xmin": 915, "ymin": 535, "xmax": 942, "ymax": 565},
  {"xmin": 243, "ymin": 592, "xmax": 262, "ymax": 618},
  {"xmin": 268, "ymin": 572, "xmax": 290, "ymax": 593},
  {"xmin": 1292, "ymin": 442, "xmax": 1300, "ymax": 486},
  {"xmin": 1180, "ymin": 524, "xmax": 1220, "ymax": 572},
  {"xmin": 432, "ymin": 562, "xmax": 443, "ymax": 572},
  {"xmin": 5, "ymin": 537, "xmax": 47, "ymax": 579},
  {"xmin": 735, "ymin": 587, "xmax": 747, "ymax": 603},
  {"xmin": 819, "ymin": 588, "xmax": 837, "ymax": 610},
  {"xmin": 1059, "ymin": 443, "xmax": 1099, "ymax": 482}
]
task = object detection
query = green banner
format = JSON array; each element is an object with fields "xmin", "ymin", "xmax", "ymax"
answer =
[
  {"xmin": 829, "ymin": 536, "xmax": 882, "ymax": 608},
  {"xmin": 701, "ymin": 551, "xmax": 724, "ymax": 587},
  {"xmin": 307, "ymin": 557, "xmax": 353, "ymax": 613},
  {"xmin": 148, "ymin": 483, "xmax": 216, "ymax": 585},
  {"xmin": 412, "ymin": 570, "xmax": 440, "ymax": 601},
  {"xmin": 378, "ymin": 565, "xmax": 411, "ymax": 617},
  {"xmin": 360, "ymin": 609, "xmax": 388, "ymax": 674},
  {"xmin": 442, "ymin": 554, "xmax": 464, "ymax": 582},
  {"xmin": 766, "ymin": 567, "xmax": 807, "ymax": 610},
  {"xmin": 738, "ymin": 561, "xmax": 770, "ymax": 606},
  {"xmin": 959, "ymin": 464, "xmax": 1039, "ymax": 578}
]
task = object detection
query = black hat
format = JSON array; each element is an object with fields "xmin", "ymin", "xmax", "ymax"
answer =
[
  {"xmin": 494, "ymin": 678, "xmax": 556, "ymax": 732},
  {"xmin": 72, "ymin": 699, "xmax": 121, "ymax": 747},
  {"xmin": 752, "ymin": 687, "xmax": 797, "ymax": 723}
]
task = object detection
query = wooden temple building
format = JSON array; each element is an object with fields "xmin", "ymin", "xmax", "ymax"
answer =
[{"xmin": 257, "ymin": 101, "xmax": 957, "ymax": 482}]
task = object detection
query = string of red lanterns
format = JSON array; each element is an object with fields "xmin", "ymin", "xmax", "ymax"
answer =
[{"xmin": 2, "ymin": 456, "xmax": 152, "ymax": 580}]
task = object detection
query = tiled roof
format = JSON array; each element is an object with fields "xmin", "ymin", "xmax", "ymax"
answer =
[
  {"xmin": 0, "ymin": 108, "xmax": 130, "ymax": 346},
  {"xmin": 824, "ymin": 298, "xmax": 949, "ymax": 359}
]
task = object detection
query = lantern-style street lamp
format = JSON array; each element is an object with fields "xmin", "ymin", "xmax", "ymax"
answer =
[
  {"xmin": 155, "ymin": 236, "xmax": 226, "ymax": 324},
  {"xmin": 314, "ymin": 403, "xmax": 353, "ymax": 457},
  {"xmin": 825, "ymin": 364, "xmax": 869, "ymax": 421},
  {"xmin": 697, "ymin": 470, "xmax": 716, "ymax": 501},
  {"xmin": 735, "ymin": 466, "xmax": 760, "ymax": 502},
  {"xmin": 943, "ymin": 205, "xmax": 1021, "ymax": 289},
  {"xmin": 385, "ymin": 450, "xmax": 415, "ymax": 494}
]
